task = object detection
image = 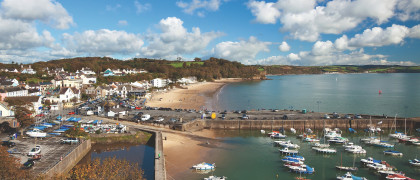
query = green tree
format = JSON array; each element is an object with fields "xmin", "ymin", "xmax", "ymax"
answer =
[{"xmin": 0, "ymin": 146, "xmax": 31, "ymax": 179}]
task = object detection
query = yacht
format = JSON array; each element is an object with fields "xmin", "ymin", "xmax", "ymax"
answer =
[
  {"xmin": 279, "ymin": 148, "xmax": 299, "ymax": 155},
  {"xmin": 337, "ymin": 172, "xmax": 367, "ymax": 180},
  {"xmin": 204, "ymin": 176, "xmax": 226, "ymax": 180},
  {"xmin": 277, "ymin": 140, "xmax": 300, "ymax": 149},
  {"xmin": 408, "ymin": 159, "xmax": 420, "ymax": 166},
  {"xmin": 192, "ymin": 162, "xmax": 215, "ymax": 170},
  {"xmin": 325, "ymin": 131, "xmax": 341, "ymax": 139},
  {"xmin": 383, "ymin": 150, "xmax": 403, "ymax": 156}
]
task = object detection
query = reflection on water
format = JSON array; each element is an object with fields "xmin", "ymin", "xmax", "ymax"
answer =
[{"xmin": 78, "ymin": 142, "xmax": 155, "ymax": 180}]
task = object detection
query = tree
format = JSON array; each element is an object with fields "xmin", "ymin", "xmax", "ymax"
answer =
[
  {"xmin": 14, "ymin": 107, "xmax": 34, "ymax": 135},
  {"xmin": 70, "ymin": 157, "xmax": 143, "ymax": 180},
  {"xmin": 0, "ymin": 146, "xmax": 31, "ymax": 179},
  {"xmin": 194, "ymin": 57, "xmax": 201, "ymax": 62},
  {"xmin": 64, "ymin": 123, "xmax": 88, "ymax": 138}
]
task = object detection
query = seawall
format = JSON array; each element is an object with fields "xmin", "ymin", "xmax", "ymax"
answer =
[
  {"xmin": 44, "ymin": 139, "xmax": 91, "ymax": 177},
  {"xmin": 181, "ymin": 118, "xmax": 419, "ymax": 133}
]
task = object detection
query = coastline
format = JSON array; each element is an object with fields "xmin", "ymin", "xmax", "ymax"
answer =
[{"xmin": 146, "ymin": 78, "xmax": 243, "ymax": 111}]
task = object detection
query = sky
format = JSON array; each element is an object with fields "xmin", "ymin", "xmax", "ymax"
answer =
[{"xmin": 1, "ymin": 0, "xmax": 420, "ymax": 66}]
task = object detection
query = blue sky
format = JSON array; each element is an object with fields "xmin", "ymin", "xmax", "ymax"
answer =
[{"xmin": 1, "ymin": 0, "xmax": 420, "ymax": 66}]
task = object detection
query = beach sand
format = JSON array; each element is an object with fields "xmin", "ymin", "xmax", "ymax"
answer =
[
  {"xmin": 146, "ymin": 78, "xmax": 242, "ymax": 111},
  {"xmin": 163, "ymin": 129, "xmax": 220, "ymax": 179}
]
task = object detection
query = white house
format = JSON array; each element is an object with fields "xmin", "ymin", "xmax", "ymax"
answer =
[
  {"xmin": 80, "ymin": 74, "xmax": 97, "ymax": 85},
  {"xmin": 20, "ymin": 65, "xmax": 36, "ymax": 74},
  {"xmin": 59, "ymin": 87, "xmax": 80, "ymax": 102},
  {"xmin": 0, "ymin": 102, "xmax": 14, "ymax": 117},
  {"xmin": 151, "ymin": 78, "xmax": 167, "ymax": 88},
  {"xmin": 80, "ymin": 67, "xmax": 96, "ymax": 75}
]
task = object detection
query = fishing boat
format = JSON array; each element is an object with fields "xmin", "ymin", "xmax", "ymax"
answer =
[
  {"xmin": 408, "ymin": 159, "xmax": 420, "ymax": 166},
  {"xmin": 279, "ymin": 148, "xmax": 299, "ymax": 155},
  {"xmin": 204, "ymin": 175, "xmax": 226, "ymax": 180},
  {"xmin": 192, "ymin": 162, "xmax": 215, "ymax": 170},
  {"xmin": 383, "ymin": 150, "xmax": 403, "ymax": 156},
  {"xmin": 336, "ymin": 172, "xmax": 367, "ymax": 180},
  {"xmin": 386, "ymin": 174, "xmax": 415, "ymax": 180},
  {"xmin": 26, "ymin": 129, "xmax": 47, "ymax": 138}
]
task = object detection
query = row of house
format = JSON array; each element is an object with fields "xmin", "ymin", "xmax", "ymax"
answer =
[
  {"xmin": 103, "ymin": 68, "xmax": 148, "ymax": 76},
  {"xmin": 0, "ymin": 65, "xmax": 37, "ymax": 74}
]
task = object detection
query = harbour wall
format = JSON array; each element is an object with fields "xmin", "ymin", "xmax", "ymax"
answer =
[
  {"xmin": 44, "ymin": 139, "xmax": 91, "ymax": 177},
  {"xmin": 181, "ymin": 118, "xmax": 419, "ymax": 133}
]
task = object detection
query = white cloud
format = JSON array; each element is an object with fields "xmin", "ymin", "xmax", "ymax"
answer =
[
  {"xmin": 212, "ymin": 36, "xmax": 271, "ymax": 64},
  {"xmin": 118, "ymin": 20, "xmax": 128, "ymax": 26},
  {"xmin": 396, "ymin": 0, "xmax": 420, "ymax": 21},
  {"xmin": 347, "ymin": 24, "xmax": 409, "ymax": 47},
  {"xmin": 1, "ymin": 0, "xmax": 74, "ymax": 29},
  {"xmin": 0, "ymin": 17, "xmax": 55, "ymax": 50},
  {"xmin": 275, "ymin": 0, "xmax": 316, "ymax": 14},
  {"xmin": 63, "ymin": 29, "xmax": 144, "ymax": 56},
  {"xmin": 247, "ymin": 1, "xmax": 281, "ymax": 24},
  {"xmin": 278, "ymin": 41, "xmax": 290, "ymax": 52},
  {"xmin": 141, "ymin": 17, "xmax": 224, "ymax": 59},
  {"xmin": 248, "ymin": 0, "xmax": 399, "ymax": 41},
  {"xmin": 177, "ymin": 0, "xmax": 225, "ymax": 16},
  {"xmin": 287, "ymin": 53, "xmax": 300, "ymax": 61},
  {"xmin": 409, "ymin": 24, "xmax": 420, "ymax": 38},
  {"xmin": 312, "ymin": 40, "xmax": 334, "ymax": 56},
  {"xmin": 134, "ymin": 1, "xmax": 151, "ymax": 13}
]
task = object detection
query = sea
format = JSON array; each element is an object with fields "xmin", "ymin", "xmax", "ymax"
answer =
[
  {"xmin": 80, "ymin": 73, "xmax": 420, "ymax": 180},
  {"xmin": 216, "ymin": 73, "xmax": 420, "ymax": 117}
]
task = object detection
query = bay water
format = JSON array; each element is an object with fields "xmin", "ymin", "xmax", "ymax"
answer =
[{"xmin": 216, "ymin": 73, "xmax": 420, "ymax": 117}]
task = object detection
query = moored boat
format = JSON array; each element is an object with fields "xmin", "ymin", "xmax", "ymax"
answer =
[
  {"xmin": 192, "ymin": 162, "xmax": 215, "ymax": 170},
  {"xmin": 277, "ymin": 140, "xmax": 300, "ymax": 149},
  {"xmin": 335, "ymin": 166, "xmax": 358, "ymax": 171},
  {"xmin": 408, "ymin": 159, "xmax": 420, "ymax": 166},
  {"xmin": 336, "ymin": 172, "xmax": 367, "ymax": 180},
  {"xmin": 204, "ymin": 175, "xmax": 226, "ymax": 180},
  {"xmin": 312, "ymin": 147, "xmax": 337, "ymax": 153},
  {"xmin": 290, "ymin": 128, "xmax": 296, "ymax": 134},
  {"xmin": 383, "ymin": 150, "xmax": 403, "ymax": 156},
  {"xmin": 360, "ymin": 157, "xmax": 381, "ymax": 165},
  {"xmin": 386, "ymin": 174, "xmax": 415, "ymax": 180},
  {"xmin": 279, "ymin": 148, "xmax": 299, "ymax": 155},
  {"xmin": 26, "ymin": 129, "xmax": 47, "ymax": 138}
]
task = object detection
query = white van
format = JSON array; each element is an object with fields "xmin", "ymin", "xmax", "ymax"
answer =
[{"xmin": 141, "ymin": 114, "xmax": 151, "ymax": 121}]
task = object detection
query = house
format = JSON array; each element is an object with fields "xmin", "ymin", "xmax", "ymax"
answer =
[
  {"xmin": 26, "ymin": 83, "xmax": 40, "ymax": 90},
  {"xmin": 80, "ymin": 74, "xmax": 97, "ymax": 85},
  {"xmin": 5, "ymin": 96, "xmax": 42, "ymax": 114},
  {"xmin": 20, "ymin": 65, "xmax": 36, "ymax": 74},
  {"xmin": 0, "ymin": 77, "xmax": 19, "ymax": 88},
  {"xmin": 62, "ymin": 79, "xmax": 82, "ymax": 88},
  {"xmin": 4, "ymin": 68, "xmax": 19, "ymax": 73},
  {"xmin": 0, "ymin": 102, "xmax": 14, "ymax": 117},
  {"xmin": 151, "ymin": 78, "xmax": 170, "ymax": 88},
  {"xmin": 0, "ymin": 87, "xmax": 28, "ymax": 101},
  {"xmin": 59, "ymin": 87, "xmax": 80, "ymax": 102},
  {"xmin": 80, "ymin": 67, "xmax": 96, "ymax": 75},
  {"xmin": 103, "ymin": 69, "xmax": 114, "ymax": 76},
  {"xmin": 177, "ymin": 77, "xmax": 197, "ymax": 84},
  {"xmin": 39, "ymin": 82, "xmax": 53, "ymax": 93},
  {"xmin": 28, "ymin": 89, "xmax": 41, "ymax": 96}
]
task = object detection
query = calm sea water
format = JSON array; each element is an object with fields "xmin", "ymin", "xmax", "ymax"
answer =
[
  {"xmin": 178, "ymin": 130, "xmax": 420, "ymax": 180},
  {"xmin": 216, "ymin": 73, "xmax": 420, "ymax": 117}
]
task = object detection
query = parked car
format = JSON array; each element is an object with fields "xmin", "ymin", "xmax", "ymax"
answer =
[
  {"xmin": 242, "ymin": 114, "xmax": 249, "ymax": 119},
  {"xmin": 86, "ymin": 111, "xmax": 94, "ymax": 116},
  {"xmin": 221, "ymin": 114, "xmax": 226, "ymax": 120},
  {"xmin": 68, "ymin": 112, "xmax": 75, "ymax": 115},
  {"xmin": 354, "ymin": 114, "xmax": 362, "ymax": 119},
  {"xmin": 22, "ymin": 160, "xmax": 35, "ymax": 169},
  {"xmin": 324, "ymin": 114, "xmax": 331, "ymax": 119},
  {"xmin": 27, "ymin": 146, "xmax": 41, "ymax": 156},
  {"xmin": 35, "ymin": 114, "xmax": 45, "ymax": 117},
  {"xmin": 169, "ymin": 118, "xmax": 178, "ymax": 123},
  {"xmin": 344, "ymin": 114, "xmax": 352, "ymax": 119},
  {"xmin": 135, "ymin": 107, "xmax": 141, "ymax": 110},
  {"xmin": 2, "ymin": 141, "xmax": 16, "ymax": 147},
  {"xmin": 332, "ymin": 112, "xmax": 340, "ymax": 119},
  {"xmin": 154, "ymin": 117, "xmax": 164, "ymax": 122}
]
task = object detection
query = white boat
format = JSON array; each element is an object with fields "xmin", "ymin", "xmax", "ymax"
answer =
[
  {"xmin": 277, "ymin": 140, "xmax": 300, "ymax": 149},
  {"xmin": 345, "ymin": 146, "xmax": 366, "ymax": 154},
  {"xmin": 312, "ymin": 143, "xmax": 330, "ymax": 148},
  {"xmin": 279, "ymin": 148, "xmax": 299, "ymax": 155},
  {"xmin": 337, "ymin": 172, "xmax": 367, "ymax": 180},
  {"xmin": 386, "ymin": 174, "xmax": 413, "ymax": 180},
  {"xmin": 325, "ymin": 131, "xmax": 341, "ymax": 139},
  {"xmin": 312, "ymin": 147, "xmax": 336, "ymax": 153},
  {"xmin": 383, "ymin": 150, "xmax": 403, "ymax": 156},
  {"xmin": 360, "ymin": 157, "xmax": 382, "ymax": 165},
  {"xmin": 328, "ymin": 137, "xmax": 348, "ymax": 144},
  {"xmin": 192, "ymin": 162, "xmax": 215, "ymax": 170},
  {"xmin": 204, "ymin": 175, "xmax": 226, "ymax": 180},
  {"xmin": 303, "ymin": 137, "xmax": 320, "ymax": 142},
  {"xmin": 367, "ymin": 163, "xmax": 393, "ymax": 171},
  {"xmin": 26, "ymin": 129, "xmax": 47, "ymax": 138},
  {"xmin": 271, "ymin": 133, "xmax": 287, "ymax": 139},
  {"xmin": 408, "ymin": 159, "xmax": 420, "ymax": 166},
  {"xmin": 290, "ymin": 128, "xmax": 296, "ymax": 134},
  {"xmin": 343, "ymin": 142, "xmax": 355, "ymax": 149},
  {"xmin": 260, "ymin": 130, "xmax": 265, "ymax": 134},
  {"xmin": 28, "ymin": 145, "xmax": 41, "ymax": 156},
  {"xmin": 361, "ymin": 136, "xmax": 378, "ymax": 144}
]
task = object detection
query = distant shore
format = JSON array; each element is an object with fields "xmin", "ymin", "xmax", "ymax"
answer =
[{"xmin": 146, "ymin": 78, "xmax": 243, "ymax": 111}]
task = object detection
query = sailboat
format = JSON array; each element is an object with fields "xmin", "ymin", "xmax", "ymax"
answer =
[
  {"xmin": 389, "ymin": 114, "xmax": 407, "ymax": 139},
  {"xmin": 336, "ymin": 153, "xmax": 358, "ymax": 171}
]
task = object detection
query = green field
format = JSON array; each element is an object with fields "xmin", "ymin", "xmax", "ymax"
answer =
[{"xmin": 169, "ymin": 61, "xmax": 204, "ymax": 68}]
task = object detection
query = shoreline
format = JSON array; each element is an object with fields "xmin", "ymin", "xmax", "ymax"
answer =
[{"xmin": 146, "ymin": 78, "xmax": 243, "ymax": 111}]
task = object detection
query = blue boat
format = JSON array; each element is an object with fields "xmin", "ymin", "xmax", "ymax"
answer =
[
  {"xmin": 281, "ymin": 158, "xmax": 303, "ymax": 164},
  {"xmin": 285, "ymin": 155, "xmax": 305, "ymax": 161},
  {"xmin": 349, "ymin": 128, "xmax": 357, "ymax": 133},
  {"xmin": 383, "ymin": 150, "xmax": 403, "ymax": 156}
]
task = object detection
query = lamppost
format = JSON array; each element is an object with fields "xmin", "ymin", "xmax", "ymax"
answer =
[{"xmin": 316, "ymin": 101, "xmax": 321, "ymax": 113}]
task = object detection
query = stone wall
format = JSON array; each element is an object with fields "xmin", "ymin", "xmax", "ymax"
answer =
[{"xmin": 44, "ymin": 139, "xmax": 91, "ymax": 177}]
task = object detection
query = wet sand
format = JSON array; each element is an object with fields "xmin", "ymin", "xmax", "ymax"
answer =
[
  {"xmin": 162, "ymin": 129, "xmax": 221, "ymax": 179},
  {"xmin": 146, "ymin": 78, "xmax": 243, "ymax": 111}
]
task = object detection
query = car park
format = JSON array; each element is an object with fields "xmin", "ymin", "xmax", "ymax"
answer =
[{"xmin": 22, "ymin": 160, "xmax": 35, "ymax": 169}]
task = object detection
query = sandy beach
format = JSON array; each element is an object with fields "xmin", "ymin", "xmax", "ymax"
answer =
[
  {"xmin": 162, "ymin": 129, "xmax": 221, "ymax": 179},
  {"xmin": 146, "ymin": 78, "xmax": 243, "ymax": 111}
]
